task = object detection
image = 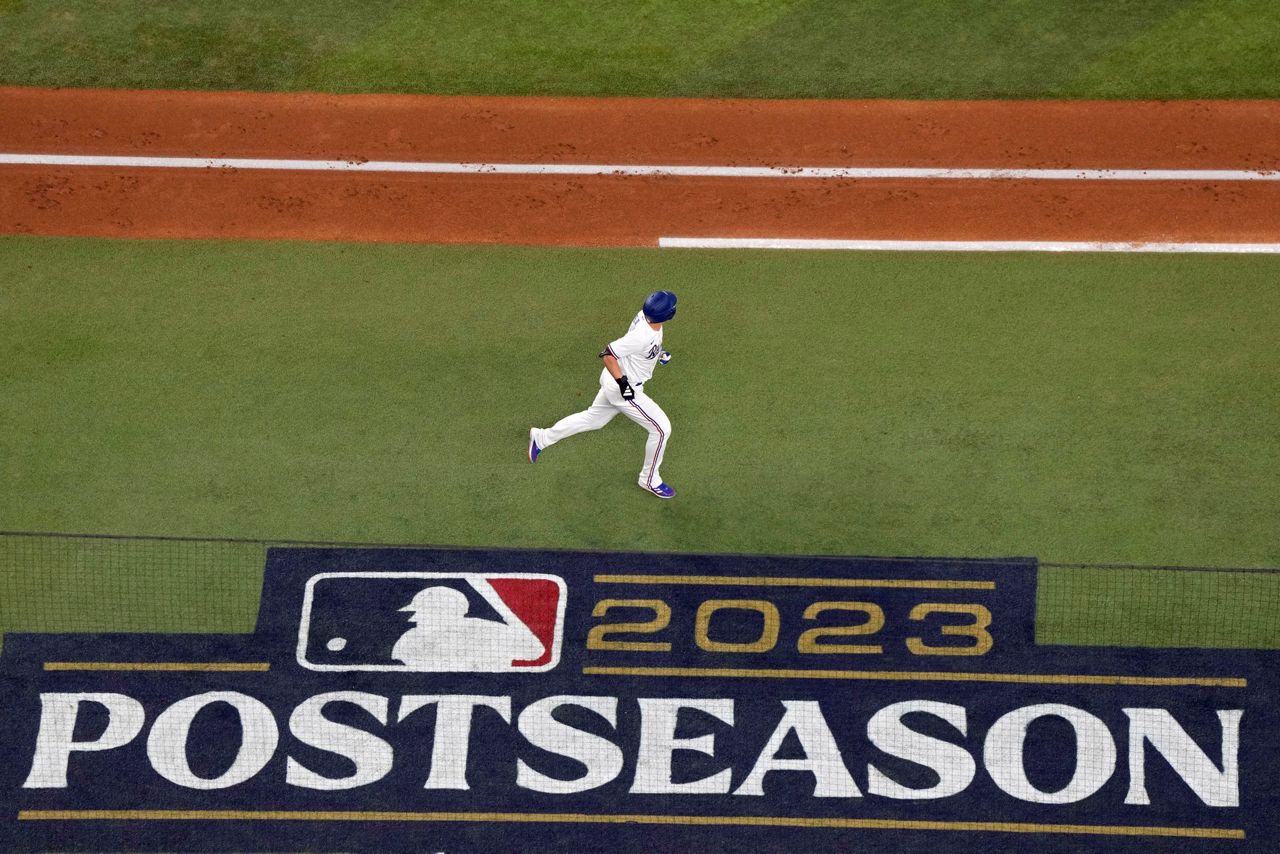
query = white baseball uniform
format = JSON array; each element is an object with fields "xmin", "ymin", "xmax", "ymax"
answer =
[{"xmin": 532, "ymin": 311, "xmax": 671, "ymax": 491}]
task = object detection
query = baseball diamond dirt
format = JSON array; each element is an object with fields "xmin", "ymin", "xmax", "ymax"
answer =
[{"xmin": 2, "ymin": 87, "xmax": 1279, "ymax": 246}]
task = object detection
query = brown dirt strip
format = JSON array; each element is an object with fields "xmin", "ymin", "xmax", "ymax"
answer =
[{"xmin": 2, "ymin": 87, "xmax": 1279, "ymax": 247}]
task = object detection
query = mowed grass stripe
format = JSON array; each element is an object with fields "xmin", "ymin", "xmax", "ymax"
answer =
[
  {"xmin": 0, "ymin": 1, "xmax": 1277, "ymax": 98},
  {"xmin": 1, "ymin": 237, "xmax": 1277, "ymax": 648}
]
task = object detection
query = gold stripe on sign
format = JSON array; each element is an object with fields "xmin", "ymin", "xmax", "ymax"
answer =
[
  {"xmin": 43, "ymin": 662, "xmax": 271, "ymax": 672},
  {"xmin": 582, "ymin": 666, "xmax": 1246, "ymax": 688},
  {"xmin": 14, "ymin": 810, "xmax": 1244, "ymax": 839},
  {"xmin": 594, "ymin": 575, "xmax": 995, "ymax": 590}
]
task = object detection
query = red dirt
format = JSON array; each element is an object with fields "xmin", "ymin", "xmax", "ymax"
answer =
[{"xmin": 3, "ymin": 86, "xmax": 1279, "ymax": 246}]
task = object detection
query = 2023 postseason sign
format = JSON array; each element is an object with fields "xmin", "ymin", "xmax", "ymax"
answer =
[{"xmin": 1, "ymin": 548, "xmax": 1276, "ymax": 852}]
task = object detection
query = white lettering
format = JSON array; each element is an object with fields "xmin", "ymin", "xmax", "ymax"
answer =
[
  {"xmin": 286, "ymin": 692, "xmax": 393, "ymax": 790},
  {"xmin": 630, "ymin": 698, "xmax": 733, "ymax": 794},
  {"xmin": 26, "ymin": 690, "xmax": 1244, "ymax": 809},
  {"xmin": 1123, "ymin": 708, "xmax": 1241, "ymax": 807},
  {"xmin": 866, "ymin": 701, "xmax": 974, "ymax": 800},
  {"xmin": 734, "ymin": 700, "xmax": 859, "ymax": 797},
  {"xmin": 984, "ymin": 703, "xmax": 1116, "ymax": 804},
  {"xmin": 146, "ymin": 692, "xmax": 278, "ymax": 789},
  {"xmin": 398, "ymin": 695, "xmax": 511, "ymax": 790},
  {"xmin": 517, "ymin": 696, "xmax": 623, "ymax": 794},
  {"xmin": 22, "ymin": 693, "xmax": 145, "ymax": 788}
]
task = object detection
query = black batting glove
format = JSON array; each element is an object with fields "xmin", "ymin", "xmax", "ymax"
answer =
[{"xmin": 616, "ymin": 375, "xmax": 635, "ymax": 400}]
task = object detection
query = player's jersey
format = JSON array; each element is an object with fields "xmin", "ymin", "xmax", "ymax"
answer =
[{"xmin": 601, "ymin": 311, "xmax": 664, "ymax": 388}]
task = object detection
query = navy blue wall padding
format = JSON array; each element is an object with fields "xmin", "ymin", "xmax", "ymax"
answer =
[{"xmin": 1, "ymin": 548, "xmax": 1274, "ymax": 852}]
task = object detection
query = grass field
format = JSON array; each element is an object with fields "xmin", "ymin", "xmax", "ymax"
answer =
[
  {"xmin": 5, "ymin": 236, "xmax": 1276, "ymax": 564},
  {"xmin": 2, "ymin": 0, "xmax": 1279, "ymax": 98},
  {"xmin": 2, "ymin": 4, "xmax": 1279, "ymax": 660},
  {"xmin": 0, "ymin": 10, "xmax": 1277, "ymax": 854},
  {"xmin": 2, "ymin": 235, "xmax": 1278, "ymax": 650}
]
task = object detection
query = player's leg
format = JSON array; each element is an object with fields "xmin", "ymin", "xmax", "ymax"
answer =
[
  {"xmin": 532, "ymin": 388, "xmax": 618, "ymax": 450},
  {"xmin": 616, "ymin": 390, "xmax": 672, "ymax": 494}
]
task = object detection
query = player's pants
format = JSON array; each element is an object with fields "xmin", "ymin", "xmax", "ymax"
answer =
[{"xmin": 534, "ymin": 382, "xmax": 671, "ymax": 490}]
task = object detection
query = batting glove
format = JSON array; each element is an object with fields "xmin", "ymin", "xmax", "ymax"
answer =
[
  {"xmin": 658, "ymin": 350, "xmax": 672, "ymax": 366},
  {"xmin": 616, "ymin": 376, "xmax": 636, "ymax": 400}
]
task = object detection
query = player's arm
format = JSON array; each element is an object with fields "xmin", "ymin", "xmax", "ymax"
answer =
[
  {"xmin": 600, "ymin": 351, "xmax": 623, "ymax": 379},
  {"xmin": 598, "ymin": 345, "xmax": 635, "ymax": 400}
]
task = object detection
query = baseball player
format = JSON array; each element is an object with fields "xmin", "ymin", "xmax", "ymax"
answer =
[{"xmin": 528, "ymin": 291, "xmax": 678, "ymax": 498}]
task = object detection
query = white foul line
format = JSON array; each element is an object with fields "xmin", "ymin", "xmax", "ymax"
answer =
[
  {"xmin": 658, "ymin": 237, "xmax": 1280, "ymax": 254},
  {"xmin": 0, "ymin": 152, "xmax": 1278, "ymax": 181}
]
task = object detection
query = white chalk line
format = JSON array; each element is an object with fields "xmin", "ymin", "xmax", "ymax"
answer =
[
  {"xmin": 658, "ymin": 237, "xmax": 1280, "ymax": 254},
  {"xmin": 0, "ymin": 152, "xmax": 1278, "ymax": 181}
]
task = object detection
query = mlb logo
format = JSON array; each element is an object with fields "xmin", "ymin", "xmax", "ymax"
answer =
[{"xmin": 296, "ymin": 572, "xmax": 566, "ymax": 672}]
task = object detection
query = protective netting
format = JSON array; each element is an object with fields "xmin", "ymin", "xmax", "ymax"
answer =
[
  {"xmin": 2, "ymin": 532, "xmax": 1278, "ymax": 854},
  {"xmin": 1, "ymin": 531, "xmax": 1277, "ymax": 650},
  {"xmin": 1037, "ymin": 563, "xmax": 1280, "ymax": 649}
]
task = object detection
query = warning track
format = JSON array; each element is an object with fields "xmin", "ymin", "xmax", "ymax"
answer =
[{"xmin": 2, "ymin": 87, "xmax": 1279, "ymax": 247}]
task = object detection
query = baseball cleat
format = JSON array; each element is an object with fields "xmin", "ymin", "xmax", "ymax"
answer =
[
  {"xmin": 643, "ymin": 482, "xmax": 676, "ymax": 499},
  {"xmin": 527, "ymin": 429, "xmax": 541, "ymax": 463}
]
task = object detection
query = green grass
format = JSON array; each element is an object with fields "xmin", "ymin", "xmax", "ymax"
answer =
[
  {"xmin": 1, "ymin": 0, "xmax": 1278, "ymax": 98},
  {"xmin": 1, "ymin": 236, "xmax": 1277, "ymax": 647},
  {"xmin": 2, "ymin": 235, "xmax": 1278, "ymax": 652},
  {"xmin": 1037, "ymin": 566, "xmax": 1280, "ymax": 648},
  {"xmin": 3, "ymin": 236, "xmax": 1277, "ymax": 565}
]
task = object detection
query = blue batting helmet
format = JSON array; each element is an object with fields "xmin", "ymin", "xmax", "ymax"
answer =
[{"xmin": 643, "ymin": 290, "xmax": 678, "ymax": 322}]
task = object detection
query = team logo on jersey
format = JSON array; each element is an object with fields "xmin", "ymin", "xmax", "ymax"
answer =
[
  {"xmin": 296, "ymin": 572, "xmax": 566, "ymax": 672},
  {"xmin": 645, "ymin": 344, "xmax": 660, "ymax": 359}
]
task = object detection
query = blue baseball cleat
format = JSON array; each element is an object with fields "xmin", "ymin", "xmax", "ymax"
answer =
[
  {"xmin": 644, "ymin": 482, "xmax": 676, "ymax": 499},
  {"xmin": 527, "ymin": 429, "xmax": 541, "ymax": 463}
]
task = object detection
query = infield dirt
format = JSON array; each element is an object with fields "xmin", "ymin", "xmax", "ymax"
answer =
[{"xmin": 2, "ymin": 87, "xmax": 1279, "ymax": 246}]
